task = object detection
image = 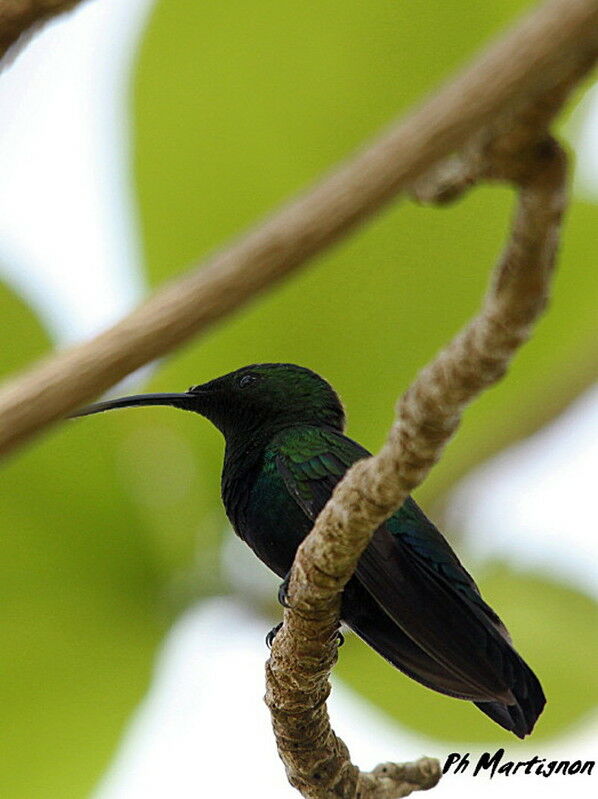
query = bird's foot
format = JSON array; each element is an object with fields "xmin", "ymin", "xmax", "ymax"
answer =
[
  {"xmin": 336, "ymin": 631, "xmax": 345, "ymax": 647},
  {"xmin": 278, "ymin": 573, "xmax": 292, "ymax": 608},
  {"xmin": 265, "ymin": 622, "xmax": 283, "ymax": 649}
]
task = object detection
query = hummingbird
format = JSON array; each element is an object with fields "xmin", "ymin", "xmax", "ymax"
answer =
[{"xmin": 71, "ymin": 362, "xmax": 545, "ymax": 737}]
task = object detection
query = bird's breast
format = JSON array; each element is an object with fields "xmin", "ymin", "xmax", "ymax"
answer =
[{"xmin": 227, "ymin": 456, "xmax": 312, "ymax": 579}]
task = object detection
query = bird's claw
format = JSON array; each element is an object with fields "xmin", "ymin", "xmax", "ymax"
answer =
[
  {"xmin": 266, "ymin": 622, "xmax": 283, "ymax": 649},
  {"xmin": 278, "ymin": 574, "xmax": 292, "ymax": 608},
  {"xmin": 336, "ymin": 631, "xmax": 345, "ymax": 647}
]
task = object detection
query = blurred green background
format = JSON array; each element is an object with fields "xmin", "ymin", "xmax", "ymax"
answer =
[{"xmin": 1, "ymin": 1, "xmax": 597, "ymax": 796}]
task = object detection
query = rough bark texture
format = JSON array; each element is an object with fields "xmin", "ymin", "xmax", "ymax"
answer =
[
  {"xmin": 263, "ymin": 7, "xmax": 587, "ymax": 795},
  {"xmin": 0, "ymin": 0, "xmax": 597, "ymax": 455},
  {"xmin": 0, "ymin": 2, "xmax": 596, "ymax": 797},
  {"xmin": 265, "ymin": 137, "xmax": 567, "ymax": 798}
]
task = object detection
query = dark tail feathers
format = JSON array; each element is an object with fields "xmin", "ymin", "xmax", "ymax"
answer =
[
  {"xmin": 476, "ymin": 657, "xmax": 546, "ymax": 738},
  {"xmin": 342, "ymin": 578, "xmax": 545, "ymax": 737}
]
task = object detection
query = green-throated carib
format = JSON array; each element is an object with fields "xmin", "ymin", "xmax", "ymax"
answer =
[{"xmin": 72, "ymin": 363, "xmax": 545, "ymax": 737}]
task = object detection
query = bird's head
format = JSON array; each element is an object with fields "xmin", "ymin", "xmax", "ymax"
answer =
[{"xmin": 70, "ymin": 363, "xmax": 345, "ymax": 440}]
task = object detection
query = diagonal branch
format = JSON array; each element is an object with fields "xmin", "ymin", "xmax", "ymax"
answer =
[
  {"xmin": 0, "ymin": 2, "xmax": 594, "ymax": 797},
  {"xmin": 0, "ymin": 0, "xmax": 597, "ymax": 455},
  {"xmin": 265, "ymin": 137, "xmax": 567, "ymax": 797}
]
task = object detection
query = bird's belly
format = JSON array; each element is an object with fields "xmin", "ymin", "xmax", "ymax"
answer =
[{"xmin": 241, "ymin": 470, "xmax": 312, "ymax": 579}]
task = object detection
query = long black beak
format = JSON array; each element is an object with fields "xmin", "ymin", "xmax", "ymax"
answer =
[{"xmin": 69, "ymin": 392, "xmax": 198, "ymax": 418}]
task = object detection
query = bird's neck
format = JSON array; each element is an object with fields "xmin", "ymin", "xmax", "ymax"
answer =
[
  {"xmin": 220, "ymin": 426, "xmax": 273, "ymax": 516},
  {"xmin": 223, "ymin": 432, "xmax": 265, "ymax": 477},
  {"xmin": 220, "ymin": 421, "xmax": 308, "ymax": 521}
]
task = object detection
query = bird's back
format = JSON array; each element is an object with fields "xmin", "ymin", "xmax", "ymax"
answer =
[{"xmin": 222, "ymin": 423, "xmax": 545, "ymax": 737}]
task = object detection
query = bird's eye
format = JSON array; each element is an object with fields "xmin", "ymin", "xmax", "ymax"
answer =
[{"xmin": 239, "ymin": 374, "xmax": 258, "ymax": 388}]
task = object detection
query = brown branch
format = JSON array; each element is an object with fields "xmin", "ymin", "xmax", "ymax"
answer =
[
  {"xmin": 0, "ymin": 0, "xmax": 597, "ymax": 456},
  {"xmin": 265, "ymin": 137, "xmax": 567, "ymax": 797},
  {"xmin": 0, "ymin": 0, "xmax": 86, "ymax": 62},
  {"xmin": 0, "ymin": 2, "xmax": 593, "ymax": 797},
  {"xmin": 410, "ymin": 49, "xmax": 596, "ymax": 204}
]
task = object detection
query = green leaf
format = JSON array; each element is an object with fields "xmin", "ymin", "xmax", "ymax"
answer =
[
  {"xmin": 0, "ymin": 280, "xmax": 48, "ymax": 376},
  {"xmin": 0, "ymin": 281, "xmax": 169, "ymax": 797}
]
